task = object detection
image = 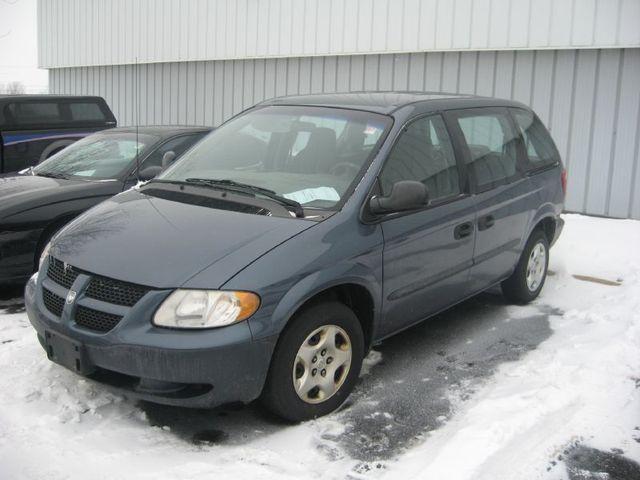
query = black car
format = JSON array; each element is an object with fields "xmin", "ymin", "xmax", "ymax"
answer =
[
  {"xmin": 0, "ymin": 95, "xmax": 117, "ymax": 173},
  {"xmin": 0, "ymin": 125, "xmax": 210, "ymax": 285}
]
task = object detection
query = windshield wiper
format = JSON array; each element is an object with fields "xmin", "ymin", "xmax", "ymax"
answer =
[
  {"xmin": 184, "ymin": 178, "xmax": 304, "ymax": 218},
  {"xmin": 36, "ymin": 171, "xmax": 70, "ymax": 179}
]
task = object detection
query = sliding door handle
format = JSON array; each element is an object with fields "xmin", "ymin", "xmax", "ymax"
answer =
[
  {"xmin": 478, "ymin": 215, "xmax": 495, "ymax": 231},
  {"xmin": 454, "ymin": 221, "xmax": 473, "ymax": 239}
]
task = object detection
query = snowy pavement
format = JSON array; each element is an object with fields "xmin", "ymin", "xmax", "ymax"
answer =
[{"xmin": 1, "ymin": 214, "xmax": 639, "ymax": 480}]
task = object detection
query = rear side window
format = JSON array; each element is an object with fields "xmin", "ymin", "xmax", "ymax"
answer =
[
  {"xmin": 380, "ymin": 114, "xmax": 460, "ymax": 202},
  {"xmin": 510, "ymin": 109, "xmax": 559, "ymax": 169},
  {"xmin": 69, "ymin": 102, "xmax": 107, "ymax": 122},
  {"xmin": 455, "ymin": 109, "xmax": 519, "ymax": 190},
  {"xmin": 6, "ymin": 102, "xmax": 64, "ymax": 125}
]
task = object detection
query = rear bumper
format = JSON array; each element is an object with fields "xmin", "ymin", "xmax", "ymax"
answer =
[{"xmin": 25, "ymin": 274, "xmax": 277, "ymax": 408}]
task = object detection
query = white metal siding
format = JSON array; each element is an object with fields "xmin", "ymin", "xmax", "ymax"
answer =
[
  {"xmin": 38, "ymin": 0, "xmax": 640, "ymax": 68},
  {"xmin": 49, "ymin": 48, "xmax": 640, "ymax": 219}
]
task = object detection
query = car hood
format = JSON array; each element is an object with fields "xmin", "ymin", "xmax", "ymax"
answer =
[
  {"xmin": 50, "ymin": 189, "xmax": 317, "ymax": 289},
  {"xmin": 0, "ymin": 173, "xmax": 122, "ymax": 220}
]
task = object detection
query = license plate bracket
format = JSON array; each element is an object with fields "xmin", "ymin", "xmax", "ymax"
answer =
[{"xmin": 44, "ymin": 330, "xmax": 95, "ymax": 376}]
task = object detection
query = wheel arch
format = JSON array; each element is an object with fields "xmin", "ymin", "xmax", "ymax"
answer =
[
  {"xmin": 525, "ymin": 203, "xmax": 559, "ymax": 247},
  {"xmin": 289, "ymin": 282, "xmax": 376, "ymax": 350},
  {"xmin": 262, "ymin": 275, "xmax": 381, "ymax": 352},
  {"xmin": 39, "ymin": 138, "xmax": 77, "ymax": 163}
]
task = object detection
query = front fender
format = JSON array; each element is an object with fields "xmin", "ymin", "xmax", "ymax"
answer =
[
  {"xmin": 255, "ymin": 265, "xmax": 382, "ymax": 341},
  {"xmin": 222, "ymin": 216, "xmax": 384, "ymax": 342}
]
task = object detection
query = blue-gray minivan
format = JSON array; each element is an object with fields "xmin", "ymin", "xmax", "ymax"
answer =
[{"xmin": 25, "ymin": 92, "xmax": 565, "ymax": 421}]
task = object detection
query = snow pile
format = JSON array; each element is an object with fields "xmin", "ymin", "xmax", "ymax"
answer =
[{"xmin": 1, "ymin": 214, "xmax": 639, "ymax": 479}]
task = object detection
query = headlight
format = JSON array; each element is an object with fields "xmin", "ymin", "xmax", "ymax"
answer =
[
  {"xmin": 38, "ymin": 241, "xmax": 52, "ymax": 270},
  {"xmin": 153, "ymin": 290, "xmax": 260, "ymax": 329}
]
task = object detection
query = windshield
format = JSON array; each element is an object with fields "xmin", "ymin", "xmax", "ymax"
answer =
[
  {"xmin": 33, "ymin": 132, "xmax": 158, "ymax": 179},
  {"xmin": 160, "ymin": 106, "xmax": 392, "ymax": 210}
]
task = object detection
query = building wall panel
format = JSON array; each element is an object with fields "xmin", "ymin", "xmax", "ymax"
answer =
[
  {"xmin": 48, "ymin": 48, "xmax": 640, "ymax": 219},
  {"xmin": 38, "ymin": 0, "xmax": 640, "ymax": 68}
]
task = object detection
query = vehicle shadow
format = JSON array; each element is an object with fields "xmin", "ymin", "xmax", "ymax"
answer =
[
  {"xmin": 333, "ymin": 292, "xmax": 558, "ymax": 462},
  {"xmin": 140, "ymin": 291, "xmax": 560, "ymax": 463}
]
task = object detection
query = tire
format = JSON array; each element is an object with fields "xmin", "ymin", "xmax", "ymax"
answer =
[
  {"xmin": 501, "ymin": 229, "xmax": 549, "ymax": 304},
  {"xmin": 261, "ymin": 301, "xmax": 365, "ymax": 422}
]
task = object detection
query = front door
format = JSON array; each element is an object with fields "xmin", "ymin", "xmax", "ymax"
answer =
[{"xmin": 378, "ymin": 114, "xmax": 476, "ymax": 338}]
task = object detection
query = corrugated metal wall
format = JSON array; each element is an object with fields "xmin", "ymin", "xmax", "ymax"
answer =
[
  {"xmin": 38, "ymin": 0, "xmax": 640, "ymax": 68},
  {"xmin": 49, "ymin": 48, "xmax": 640, "ymax": 219}
]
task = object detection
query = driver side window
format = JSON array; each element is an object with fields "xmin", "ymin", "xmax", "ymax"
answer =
[{"xmin": 380, "ymin": 115, "xmax": 460, "ymax": 202}]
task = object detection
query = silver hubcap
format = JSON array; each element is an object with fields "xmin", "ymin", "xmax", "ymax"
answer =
[
  {"xmin": 526, "ymin": 242, "xmax": 547, "ymax": 292},
  {"xmin": 292, "ymin": 325, "xmax": 352, "ymax": 404}
]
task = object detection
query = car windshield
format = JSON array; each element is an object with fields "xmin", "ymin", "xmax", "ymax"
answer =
[
  {"xmin": 33, "ymin": 132, "xmax": 158, "ymax": 179},
  {"xmin": 160, "ymin": 106, "xmax": 392, "ymax": 210}
]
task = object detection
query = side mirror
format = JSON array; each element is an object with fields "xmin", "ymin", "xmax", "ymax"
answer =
[
  {"xmin": 161, "ymin": 151, "xmax": 177, "ymax": 169},
  {"xmin": 369, "ymin": 180, "xmax": 429, "ymax": 214},
  {"xmin": 138, "ymin": 166, "xmax": 163, "ymax": 181}
]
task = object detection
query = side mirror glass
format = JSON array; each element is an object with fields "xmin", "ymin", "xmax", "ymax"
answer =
[
  {"xmin": 369, "ymin": 180, "xmax": 429, "ymax": 214},
  {"xmin": 161, "ymin": 150, "xmax": 177, "ymax": 168},
  {"xmin": 138, "ymin": 166, "xmax": 163, "ymax": 181}
]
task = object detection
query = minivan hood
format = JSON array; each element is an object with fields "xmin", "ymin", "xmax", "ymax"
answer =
[
  {"xmin": 50, "ymin": 189, "xmax": 316, "ymax": 289},
  {"xmin": 0, "ymin": 173, "xmax": 121, "ymax": 220}
]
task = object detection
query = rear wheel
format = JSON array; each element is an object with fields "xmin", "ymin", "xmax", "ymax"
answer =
[
  {"xmin": 501, "ymin": 229, "xmax": 549, "ymax": 304},
  {"xmin": 261, "ymin": 301, "xmax": 364, "ymax": 422}
]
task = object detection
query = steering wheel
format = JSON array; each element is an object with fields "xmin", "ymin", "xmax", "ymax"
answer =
[{"xmin": 329, "ymin": 161, "xmax": 361, "ymax": 177}]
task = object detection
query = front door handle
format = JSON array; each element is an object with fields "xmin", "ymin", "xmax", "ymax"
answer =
[
  {"xmin": 478, "ymin": 215, "xmax": 495, "ymax": 231},
  {"xmin": 454, "ymin": 221, "xmax": 473, "ymax": 240}
]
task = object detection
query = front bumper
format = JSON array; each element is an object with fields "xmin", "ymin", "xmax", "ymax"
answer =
[{"xmin": 25, "ymin": 273, "xmax": 276, "ymax": 408}]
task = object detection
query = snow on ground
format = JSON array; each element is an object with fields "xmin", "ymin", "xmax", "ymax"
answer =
[
  {"xmin": 1, "ymin": 214, "xmax": 639, "ymax": 480},
  {"xmin": 381, "ymin": 214, "xmax": 640, "ymax": 479}
]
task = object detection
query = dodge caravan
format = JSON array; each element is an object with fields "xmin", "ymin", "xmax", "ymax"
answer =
[{"xmin": 25, "ymin": 92, "xmax": 565, "ymax": 421}]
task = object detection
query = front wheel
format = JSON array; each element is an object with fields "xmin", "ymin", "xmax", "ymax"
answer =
[
  {"xmin": 501, "ymin": 229, "xmax": 549, "ymax": 304},
  {"xmin": 261, "ymin": 301, "xmax": 364, "ymax": 422}
]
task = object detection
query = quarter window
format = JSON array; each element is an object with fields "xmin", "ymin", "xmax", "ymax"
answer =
[
  {"xmin": 456, "ymin": 110, "xmax": 519, "ymax": 189},
  {"xmin": 510, "ymin": 109, "xmax": 559, "ymax": 169},
  {"xmin": 380, "ymin": 115, "xmax": 460, "ymax": 202},
  {"xmin": 69, "ymin": 102, "xmax": 107, "ymax": 122}
]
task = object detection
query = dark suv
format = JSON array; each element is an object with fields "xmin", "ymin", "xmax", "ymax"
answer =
[{"xmin": 25, "ymin": 92, "xmax": 565, "ymax": 422}]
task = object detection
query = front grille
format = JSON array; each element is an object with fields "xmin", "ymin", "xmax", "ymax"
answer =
[
  {"xmin": 85, "ymin": 276, "xmax": 149, "ymax": 307},
  {"xmin": 43, "ymin": 258, "xmax": 147, "ymax": 333},
  {"xmin": 47, "ymin": 257, "xmax": 79, "ymax": 289},
  {"xmin": 43, "ymin": 288, "xmax": 65, "ymax": 317},
  {"xmin": 75, "ymin": 306, "xmax": 122, "ymax": 333}
]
